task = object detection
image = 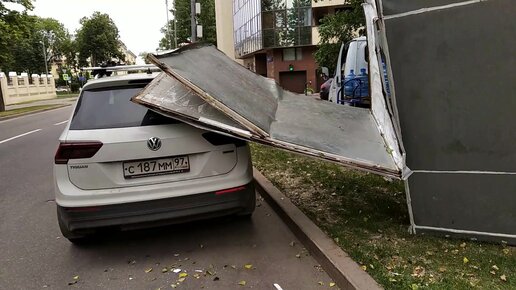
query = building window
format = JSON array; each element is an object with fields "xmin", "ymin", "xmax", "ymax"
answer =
[{"xmin": 283, "ymin": 48, "xmax": 302, "ymax": 61}]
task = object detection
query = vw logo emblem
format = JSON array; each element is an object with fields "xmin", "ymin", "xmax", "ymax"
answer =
[{"xmin": 147, "ymin": 137, "xmax": 161, "ymax": 151}]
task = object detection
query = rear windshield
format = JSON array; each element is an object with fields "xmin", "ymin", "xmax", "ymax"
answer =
[{"xmin": 70, "ymin": 86, "xmax": 179, "ymax": 130}]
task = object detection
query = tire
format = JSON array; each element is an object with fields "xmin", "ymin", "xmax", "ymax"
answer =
[{"xmin": 237, "ymin": 185, "xmax": 256, "ymax": 218}]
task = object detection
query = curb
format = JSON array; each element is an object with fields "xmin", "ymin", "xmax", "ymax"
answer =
[
  {"xmin": 254, "ymin": 168, "xmax": 383, "ymax": 290},
  {"xmin": 0, "ymin": 104, "xmax": 71, "ymax": 121}
]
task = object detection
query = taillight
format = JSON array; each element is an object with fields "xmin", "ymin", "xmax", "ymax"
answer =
[
  {"xmin": 215, "ymin": 186, "xmax": 246, "ymax": 195},
  {"xmin": 202, "ymin": 132, "xmax": 246, "ymax": 147},
  {"xmin": 54, "ymin": 142, "xmax": 103, "ymax": 164}
]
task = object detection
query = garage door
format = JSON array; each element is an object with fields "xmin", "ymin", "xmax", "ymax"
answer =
[{"xmin": 279, "ymin": 71, "xmax": 306, "ymax": 94}]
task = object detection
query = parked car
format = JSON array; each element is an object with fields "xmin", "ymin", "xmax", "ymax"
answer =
[
  {"xmin": 319, "ymin": 78, "xmax": 333, "ymax": 101},
  {"xmin": 54, "ymin": 71, "xmax": 255, "ymax": 243},
  {"xmin": 56, "ymin": 86, "xmax": 70, "ymax": 93}
]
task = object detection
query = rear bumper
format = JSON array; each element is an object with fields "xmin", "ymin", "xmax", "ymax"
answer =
[{"xmin": 58, "ymin": 181, "xmax": 255, "ymax": 232}]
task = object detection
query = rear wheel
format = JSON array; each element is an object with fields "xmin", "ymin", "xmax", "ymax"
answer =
[{"xmin": 237, "ymin": 185, "xmax": 256, "ymax": 218}]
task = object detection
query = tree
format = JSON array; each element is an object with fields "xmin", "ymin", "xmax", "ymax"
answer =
[
  {"xmin": 158, "ymin": 0, "xmax": 216, "ymax": 50},
  {"xmin": 314, "ymin": 0, "xmax": 365, "ymax": 71},
  {"xmin": 75, "ymin": 12, "xmax": 123, "ymax": 66},
  {"xmin": 0, "ymin": 0, "xmax": 33, "ymax": 71},
  {"xmin": 138, "ymin": 52, "xmax": 152, "ymax": 64}
]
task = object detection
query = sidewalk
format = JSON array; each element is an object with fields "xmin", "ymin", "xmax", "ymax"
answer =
[{"xmin": 6, "ymin": 97, "xmax": 77, "ymax": 111}]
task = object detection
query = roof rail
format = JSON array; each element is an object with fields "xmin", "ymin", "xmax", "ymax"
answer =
[{"xmin": 81, "ymin": 64, "xmax": 159, "ymax": 72}]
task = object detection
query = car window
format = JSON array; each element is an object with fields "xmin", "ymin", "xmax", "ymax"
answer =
[{"xmin": 70, "ymin": 85, "xmax": 180, "ymax": 130}]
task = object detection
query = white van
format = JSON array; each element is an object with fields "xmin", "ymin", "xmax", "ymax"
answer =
[{"xmin": 327, "ymin": 36, "xmax": 369, "ymax": 105}]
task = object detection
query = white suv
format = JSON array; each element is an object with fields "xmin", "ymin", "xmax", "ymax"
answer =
[{"xmin": 54, "ymin": 72, "xmax": 255, "ymax": 243}]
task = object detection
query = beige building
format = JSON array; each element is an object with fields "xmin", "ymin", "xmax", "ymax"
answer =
[
  {"xmin": 119, "ymin": 41, "xmax": 137, "ymax": 65},
  {"xmin": 215, "ymin": 1, "xmax": 241, "ymax": 63},
  {"xmin": 215, "ymin": 0, "xmax": 350, "ymax": 93}
]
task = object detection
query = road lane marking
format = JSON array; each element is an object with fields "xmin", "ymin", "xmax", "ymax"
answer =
[
  {"xmin": 0, "ymin": 129, "xmax": 42, "ymax": 144},
  {"xmin": 0, "ymin": 106, "xmax": 71, "ymax": 124},
  {"xmin": 53, "ymin": 120, "xmax": 68, "ymax": 126}
]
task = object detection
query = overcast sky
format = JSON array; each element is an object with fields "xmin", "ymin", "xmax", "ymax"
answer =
[{"xmin": 31, "ymin": 0, "xmax": 171, "ymax": 63}]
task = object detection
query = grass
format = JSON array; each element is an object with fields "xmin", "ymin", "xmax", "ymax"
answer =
[
  {"xmin": 56, "ymin": 93, "xmax": 79, "ymax": 99},
  {"xmin": 0, "ymin": 105, "xmax": 63, "ymax": 118},
  {"xmin": 251, "ymin": 144, "xmax": 515, "ymax": 290}
]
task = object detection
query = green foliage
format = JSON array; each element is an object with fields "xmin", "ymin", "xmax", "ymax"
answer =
[
  {"xmin": 314, "ymin": 0, "xmax": 365, "ymax": 70},
  {"xmin": 75, "ymin": 12, "xmax": 123, "ymax": 66},
  {"xmin": 158, "ymin": 0, "xmax": 216, "ymax": 50},
  {"xmin": 0, "ymin": 0, "xmax": 32, "ymax": 15},
  {"xmin": 138, "ymin": 52, "xmax": 152, "ymax": 64},
  {"xmin": 0, "ymin": 6, "xmax": 71, "ymax": 75}
]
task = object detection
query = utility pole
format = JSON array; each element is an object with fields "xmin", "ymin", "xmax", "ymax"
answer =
[
  {"xmin": 165, "ymin": 0, "xmax": 174, "ymax": 48},
  {"xmin": 190, "ymin": 0, "xmax": 196, "ymax": 42},
  {"xmin": 171, "ymin": 0, "xmax": 178, "ymax": 48}
]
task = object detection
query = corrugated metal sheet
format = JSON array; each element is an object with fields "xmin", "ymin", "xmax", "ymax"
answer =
[{"xmin": 133, "ymin": 44, "xmax": 401, "ymax": 177}]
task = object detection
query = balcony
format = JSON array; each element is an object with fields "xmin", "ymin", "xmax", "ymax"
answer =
[{"xmin": 312, "ymin": 0, "xmax": 347, "ymax": 8}]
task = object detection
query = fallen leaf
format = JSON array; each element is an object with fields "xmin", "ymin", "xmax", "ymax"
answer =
[
  {"xmin": 231, "ymin": 265, "xmax": 237, "ymax": 269},
  {"xmin": 438, "ymin": 267, "xmax": 447, "ymax": 273},
  {"xmin": 492, "ymin": 265, "xmax": 499, "ymax": 271},
  {"xmin": 451, "ymin": 249, "xmax": 459, "ymax": 254},
  {"xmin": 178, "ymin": 273, "xmax": 188, "ymax": 278},
  {"xmin": 73, "ymin": 276, "xmax": 79, "ymax": 280},
  {"xmin": 500, "ymin": 275, "xmax": 507, "ymax": 282},
  {"xmin": 161, "ymin": 268, "xmax": 168, "ymax": 273},
  {"xmin": 410, "ymin": 284, "xmax": 419, "ymax": 290},
  {"xmin": 244, "ymin": 264, "xmax": 253, "ymax": 269},
  {"xmin": 369, "ymin": 264, "xmax": 375, "ymax": 269},
  {"xmin": 171, "ymin": 284, "xmax": 177, "ymax": 288},
  {"xmin": 145, "ymin": 268, "xmax": 153, "ymax": 273},
  {"xmin": 178, "ymin": 277, "xmax": 186, "ymax": 283},
  {"xmin": 193, "ymin": 273, "xmax": 200, "ymax": 279},
  {"xmin": 463, "ymin": 257, "xmax": 469, "ymax": 264},
  {"xmin": 502, "ymin": 248, "xmax": 510, "ymax": 255},
  {"xmin": 388, "ymin": 278, "xmax": 397, "ymax": 282},
  {"xmin": 333, "ymin": 237, "xmax": 339, "ymax": 243},
  {"xmin": 238, "ymin": 280, "xmax": 246, "ymax": 286},
  {"xmin": 490, "ymin": 271, "xmax": 496, "ymax": 275},
  {"xmin": 469, "ymin": 278, "xmax": 480, "ymax": 287},
  {"xmin": 317, "ymin": 281, "xmax": 324, "ymax": 285},
  {"xmin": 295, "ymin": 254, "xmax": 301, "ymax": 258},
  {"xmin": 329, "ymin": 282, "xmax": 336, "ymax": 287},
  {"xmin": 361, "ymin": 265, "xmax": 367, "ymax": 271},
  {"xmin": 206, "ymin": 270, "xmax": 215, "ymax": 276},
  {"xmin": 460, "ymin": 242, "xmax": 466, "ymax": 248},
  {"xmin": 173, "ymin": 269, "xmax": 182, "ymax": 273},
  {"xmin": 411, "ymin": 266, "xmax": 425, "ymax": 278}
]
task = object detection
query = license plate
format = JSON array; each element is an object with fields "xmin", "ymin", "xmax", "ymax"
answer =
[{"xmin": 123, "ymin": 156, "xmax": 190, "ymax": 179}]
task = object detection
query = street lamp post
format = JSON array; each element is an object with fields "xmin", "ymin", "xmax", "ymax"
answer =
[
  {"xmin": 40, "ymin": 31, "xmax": 54, "ymax": 75},
  {"xmin": 41, "ymin": 39, "xmax": 49, "ymax": 75}
]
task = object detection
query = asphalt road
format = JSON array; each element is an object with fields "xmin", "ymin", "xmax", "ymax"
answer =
[{"xmin": 0, "ymin": 107, "xmax": 335, "ymax": 290}]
